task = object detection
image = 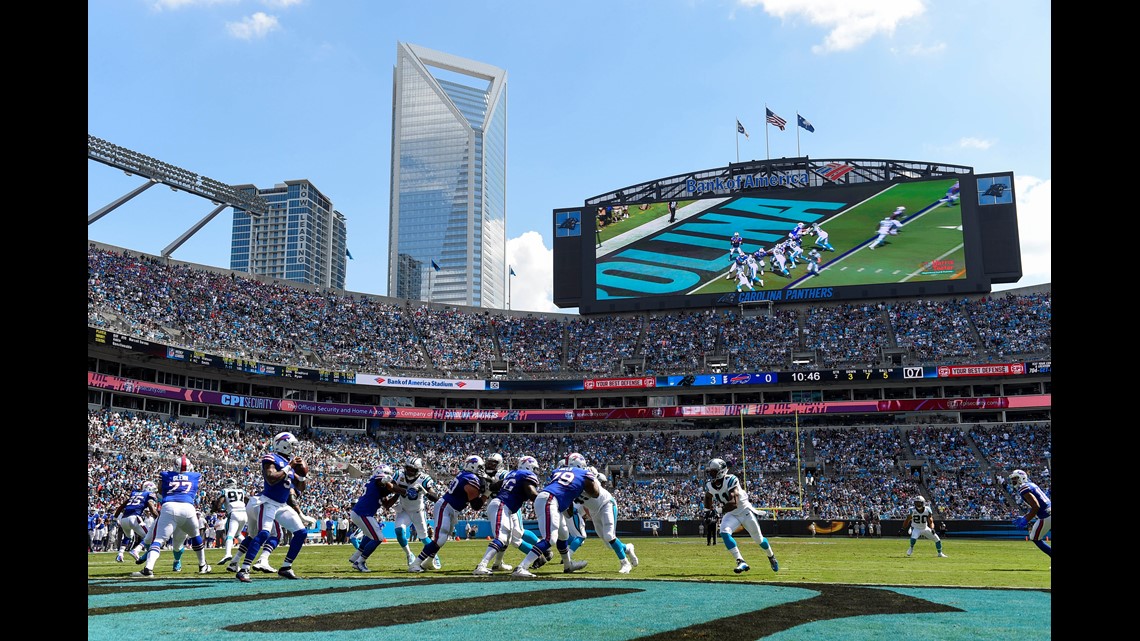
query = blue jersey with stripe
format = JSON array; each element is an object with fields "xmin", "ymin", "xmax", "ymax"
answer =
[
  {"xmin": 1016, "ymin": 481, "xmax": 1051, "ymax": 518},
  {"xmin": 158, "ymin": 470, "xmax": 201, "ymax": 505},
  {"xmin": 541, "ymin": 466, "xmax": 597, "ymax": 506},
  {"xmin": 496, "ymin": 469, "xmax": 540, "ymax": 513},
  {"xmin": 352, "ymin": 473, "xmax": 396, "ymax": 517},
  {"xmin": 121, "ymin": 490, "xmax": 156, "ymax": 517},
  {"xmin": 259, "ymin": 452, "xmax": 294, "ymax": 503},
  {"xmin": 441, "ymin": 470, "xmax": 484, "ymax": 510}
]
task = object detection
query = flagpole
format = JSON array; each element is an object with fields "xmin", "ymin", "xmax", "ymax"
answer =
[
  {"xmin": 736, "ymin": 123, "xmax": 739, "ymax": 163},
  {"xmin": 764, "ymin": 104, "xmax": 770, "ymax": 161},
  {"xmin": 796, "ymin": 111, "xmax": 801, "ymax": 157},
  {"xmin": 428, "ymin": 267, "xmax": 433, "ymax": 303},
  {"xmin": 508, "ymin": 266, "xmax": 513, "ymax": 311}
]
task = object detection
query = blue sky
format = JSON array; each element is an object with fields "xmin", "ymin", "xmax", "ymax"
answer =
[{"xmin": 88, "ymin": 0, "xmax": 1051, "ymax": 313}]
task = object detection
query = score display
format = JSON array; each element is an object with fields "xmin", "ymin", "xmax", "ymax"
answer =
[{"xmin": 668, "ymin": 366, "xmax": 939, "ymax": 388}]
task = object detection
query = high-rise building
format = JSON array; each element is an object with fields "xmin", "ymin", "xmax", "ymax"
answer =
[
  {"xmin": 231, "ymin": 179, "xmax": 347, "ymax": 290},
  {"xmin": 388, "ymin": 42, "xmax": 507, "ymax": 309}
]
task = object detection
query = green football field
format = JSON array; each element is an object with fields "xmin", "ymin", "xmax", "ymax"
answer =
[{"xmin": 692, "ymin": 179, "xmax": 964, "ymax": 294}]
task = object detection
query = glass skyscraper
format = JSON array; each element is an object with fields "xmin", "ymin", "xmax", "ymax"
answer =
[
  {"xmin": 230, "ymin": 179, "xmax": 348, "ymax": 290},
  {"xmin": 388, "ymin": 42, "xmax": 507, "ymax": 309}
]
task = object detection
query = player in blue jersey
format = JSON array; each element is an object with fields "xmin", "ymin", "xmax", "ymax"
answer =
[
  {"xmin": 113, "ymin": 480, "xmax": 159, "ymax": 562},
  {"xmin": 131, "ymin": 454, "xmax": 212, "ymax": 577},
  {"xmin": 942, "ymin": 180, "xmax": 960, "ymax": 206},
  {"xmin": 409, "ymin": 455, "xmax": 487, "ymax": 572},
  {"xmin": 704, "ymin": 458, "xmax": 779, "ymax": 574},
  {"xmin": 212, "ymin": 477, "xmax": 247, "ymax": 566},
  {"xmin": 474, "ymin": 455, "xmax": 545, "ymax": 575},
  {"xmin": 1009, "ymin": 469, "xmax": 1051, "ymax": 559},
  {"xmin": 512, "ymin": 452, "xmax": 599, "ymax": 577},
  {"xmin": 236, "ymin": 432, "xmax": 309, "ymax": 582},
  {"xmin": 728, "ymin": 231, "xmax": 745, "ymax": 258},
  {"xmin": 348, "ymin": 464, "xmax": 403, "ymax": 572},
  {"xmin": 391, "ymin": 456, "xmax": 442, "ymax": 569},
  {"xmin": 480, "ymin": 453, "xmax": 542, "ymax": 570}
]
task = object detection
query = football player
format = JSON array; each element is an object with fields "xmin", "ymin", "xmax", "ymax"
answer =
[
  {"xmin": 942, "ymin": 180, "xmax": 960, "ymax": 206},
  {"xmin": 1009, "ymin": 469, "xmax": 1051, "ymax": 558},
  {"xmin": 131, "ymin": 455, "xmax": 212, "ymax": 577},
  {"xmin": 573, "ymin": 465, "xmax": 639, "ymax": 574},
  {"xmin": 512, "ymin": 452, "xmax": 599, "ymax": 577},
  {"xmin": 481, "ymin": 453, "xmax": 543, "ymax": 570},
  {"xmin": 901, "ymin": 495, "xmax": 947, "ymax": 557},
  {"xmin": 113, "ymin": 480, "xmax": 159, "ymax": 562},
  {"xmin": 805, "ymin": 249, "xmax": 823, "ymax": 276},
  {"xmin": 474, "ymin": 455, "xmax": 545, "ymax": 575},
  {"xmin": 348, "ymin": 464, "xmax": 403, "ymax": 571},
  {"xmin": 868, "ymin": 209, "xmax": 904, "ymax": 250},
  {"xmin": 728, "ymin": 231, "xmax": 745, "ymax": 258},
  {"xmin": 703, "ymin": 458, "xmax": 779, "ymax": 574},
  {"xmin": 409, "ymin": 455, "xmax": 486, "ymax": 572},
  {"xmin": 235, "ymin": 432, "xmax": 309, "ymax": 582},
  {"xmin": 392, "ymin": 456, "xmax": 442, "ymax": 568},
  {"xmin": 213, "ymin": 477, "xmax": 247, "ymax": 566},
  {"xmin": 810, "ymin": 223, "xmax": 834, "ymax": 252}
]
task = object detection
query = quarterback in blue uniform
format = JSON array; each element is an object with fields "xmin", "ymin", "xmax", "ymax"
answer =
[{"xmin": 236, "ymin": 432, "xmax": 309, "ymax": 582}]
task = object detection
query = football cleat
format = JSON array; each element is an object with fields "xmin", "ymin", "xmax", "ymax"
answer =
[
  {"xmin": 278, "ymin": 566, "xmax": 298, "ymax": 579},
  {"xmin": 769, "ymin": 557, "xmax": 779, "ymax": 572},
  {"xmin": 354, "ymin": 560, "xmax": 371, "ymax": 572},
  {"xmin": 491, "ymin": 562, "xmax": 513, "ymax": 571},
  {"xmin": 906, "ymin": 548, "xmax": 913, "ymax": 557},
  {"xmin": 218, "ymin": 555, "xmax": 233, "ymax": 565},
  {"xmin": 618, "ymin": 560, "xmax": 633, "ymax": 574},
  {"xmin": 407, "ymin": 561, "xmax": 425, "ymax": 573},
  {"xmin": 135, "ymin": 554, "xmax": 148, "ymax": 565},
  {"xmin": 625, "ymin": 543, "xmax": 638, "ymax": 567},
  {"xmin": 472, "ymin": 565, "xmax": 493, "ymax": 576},
  {"xmin": 129, "ymin": 550, "xmax": 141, "ymax": 562},
  {"xmin": 563, "ymin": 559, "xmax": 588, "ymax": 573},
  {"xmin": 115, "ymin": 554, "xmax": 124, "ymax": 563},
  {"xmin": 734, "ymin": 560, "xmax": 751, "ymax": 574},
  {"xmin": 253, "ymin": 560, "xmax": 276, "ymax": 573},
  {"xmin": 131, "ymin": 568, "xmax": 154, "ymax": 578},
  {"xmin": 532, "ymin": 555, "xmax": 548, "ymax": 570},
  {"xmin": 236, "ymin": 569, "xmax": 252, "ymax": 583},
  {"xmin": 226, "ymin": 560, "xmax": 239, "ymax": 572},
  {"xmin": 172, "ymin": 560, "xmax": 182, "ymax": 572},
  {"xmin": 938, "ymin": 552, "xmax": 948, "ymax": 558},
  {"xmin": 432, "ymin": 555, "xmax": 442, "ymax": 570},
  {"xmin": 199, "ymin": 564, "xmax": 212, "ymax": 574},
  {"xmin": 511, "ymin": 567, "xmax": 536, "ymax": 578},
  {"xmin": 405, "ymin": 551, "xmax": 416, "ymax": 565}
]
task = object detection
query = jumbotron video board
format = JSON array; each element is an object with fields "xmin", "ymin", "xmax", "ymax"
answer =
[{"xmin": 553, "ymin": 158, "xmax": 1020, "ymax": 314}]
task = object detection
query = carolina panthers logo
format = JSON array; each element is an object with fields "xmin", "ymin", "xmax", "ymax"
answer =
[
  {"xmin": 716, "ymin": 293, "xmax": 739, "ymax": 305},
  {"xmin": 558, "ymin": 217, "xmax": 579, "ymax": 230},
  {"xmin": 982, "ymin": 183, "xmax": 1008, "ymax": 197}
]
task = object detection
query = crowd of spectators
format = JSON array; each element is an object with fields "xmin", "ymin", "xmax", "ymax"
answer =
[{"xmin": 90, "ymin": 245, "xmax": 1051, "ymax": 377}]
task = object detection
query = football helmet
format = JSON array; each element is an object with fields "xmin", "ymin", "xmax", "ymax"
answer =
[
  {"xmin": 518, "ymin": 455, "xmax": 539, "ymax": 473},
  {"xmin": 174, "ymin": 454, "xmax": 193, "ymax": 473},
  {"xmin": 706, "ymin": 458, "xmax": 728, "ymax": 480},
  {"xmin": 273, "ymin": 431, "xmax": 299, "ymax": 457},
  {"xmin": 1008, "ymin": 469, "xmax": 1029, "ymax": 488},
  {"xmin": 486, "ymin": 453, "xmax": 504, "ymax": 473},
  {"xmin": 372, "ymin": 464, "xmax": 394, "ymax": 483},
  {"xmin": 404, "ymin": 456, "xmax": 424, "ymax": 478},
  {"xmin": 462, "ymin": 455, "xmax": 485, "ymax": 475},
  {"xmin": 223, "ymin": 478, "xmax": 237, "ymax": 489},
  {"xmin": 567, "ymin": 452, "xmax": 588, "ymax": 469},
  {"xmin": 142, "ymin": 481, "xmax": 158, "ymax": 493},
  {"xmin": 913, "ymin": 496, "xmax": 926, "ymax": 509}
]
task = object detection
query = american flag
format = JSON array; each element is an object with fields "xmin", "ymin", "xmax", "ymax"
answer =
[{"xmin": 766, "ymin": 108, "xmax": 787, "ymax": 130}]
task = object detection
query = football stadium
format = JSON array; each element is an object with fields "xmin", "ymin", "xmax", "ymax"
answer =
[{"xmin": 89, "ymin": 144, "xmax": 1049, "ymax": 640}]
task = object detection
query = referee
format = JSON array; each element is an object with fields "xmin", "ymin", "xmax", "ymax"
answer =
[{"xmin": 703, "ymin": 508, "xmax": 719, "ymax": 546}]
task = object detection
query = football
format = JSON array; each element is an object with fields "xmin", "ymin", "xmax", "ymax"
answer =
[{"xmin": 290, "ymin": 456, "xmax": 309, "ymax": 476}]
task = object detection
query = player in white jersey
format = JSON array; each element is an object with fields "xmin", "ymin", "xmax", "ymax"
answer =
[
  {"xmin": 750, "ymin": 249, "xmax": 766, "ymax": 285},
  {"xmin": 703, "ymin": 458, "xmax": 779, "ymax": 574},
  {"xmin": 391, "ymin": 456, "xmax": 442, "ymax": 568},
  {"xmin": 868, "ymin": 208, "xmax": 904, "ymax": 250},
  {"xmin": 809, "ymin": 223, "xmax": 834, "ymax": 251},
  {"xmin": 785, "ymin": 239, "xmax": 805, "ymax": 268},
  {"xmin": 735, "ymin": 264, "xmax": 754, "ymax": 293},
  {"xmin": 805, "ymin": 249, "xmax": 823, "ymax": 276},
  {"xmin": 901, "ymin": 495, "xmax": 947, "ymax": 557},
  {"xmin": 771, "ymin": 244, "xmax": 789, "ymax": 277},
  {"xmin": 212, "ymin": 478, "xmax": 248, "ymax": 566},
  {"xmin": 574, "ymin": 466, "xmax": 639, "ymax": 573}
]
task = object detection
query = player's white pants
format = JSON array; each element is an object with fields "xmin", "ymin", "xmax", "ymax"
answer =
[
  {"xmin": 118, "ymin": 514, "xmax": 149, "ymax": 544},
  {"xmin": 485, "ymin": 498, "xmax": 524, "ymax": 548},
  {"xmin": 583, "ymin": 497, "xmax": 619, "ymax": 542},
  {"xmin": 394, "ymin": 505, "xmax": 429, "ymax": 539},
  {"xmin": 351, "ymin": 510, "xmax": 385, "ymax": 542},
  {"xmin": 735, "ymin": 271, "xmax": 753, "ymax": 290},
  {"xmin": 774, "ymin": 255, "xmax": 787, "ymax": 270},
  {"xmin": 225, "ymin": 509, "xmax": 248, "ymax": 541},
  {"xmin": 721, "ymin": 506, "xmax": 766, "ymax": 541},
  {"xmin": 534, "ymin": 492, "xmax": 570, "ymax": 546},
  {"xmin": 1029, "ymin": 515, "xmax": 1051, "ymax": 542},
  {"xmin": 246, "ymin": 494, "xmax": 306, "ymax": 535},
  {"xmin": 150, "ymin": 502, "xmax": 201, "ymax": 547},
  {"xmin": 429, "ymin": 498, "xmax": 461, "ymax": 549},
  {"xmin": 909, "ymin": 525, "xmax": 941, "ymax": 542}
]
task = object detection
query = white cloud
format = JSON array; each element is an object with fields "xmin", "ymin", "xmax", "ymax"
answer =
[
  {"xmin": 152, "ymin": 0, "xmax": 238, "ymax": 10},
  {"xmin": 739, "ymin": 0, "xmax": 926, "ymax": 53},
  {"xmin": 225, "ymin": 12, "xmax": 280, "ymax": 40},
  {"xmin": 958, "ymin": 137, "xmax": 994, "ymax": 150},
  {"xmin": 993, "ymin": 175, "xmax": 1050, "ymax": 290},
  {"xmin": 261, "ymin": 0, "xmax": 304, "ymax": 8},
  {"xmin": 506, "ymin": 231, "xmax": 560, "ymax": 313}
]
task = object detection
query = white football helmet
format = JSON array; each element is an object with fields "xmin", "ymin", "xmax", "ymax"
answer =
[
  {"xmin": 462, "ymin": 455, "xmax": 485, "ymax": 474},
  {"xmin": 1008, "ymin": 469, "xmax": 1029, "ymax": 488},
  {"xmin": 223, "ymin": 478, "xmax": 237, "ymax": 489},
  {"xmin": 556, "ymin": 456, "xmax": 569, "ymax": 469},
  {"xmin": 706, "ymin": 458, "xmax": 727, "ymax": 480},
  {"xmin": 404, "ymin": 456, "xmax": 424, "ymax": 477},
  {"xmin": 174, "ymin": 454, "xmax": 193, "ymax": 473},
  {"xmin": 273, "ymin": 431, "xmax": 299, "ymax": 457},
  {"xmin": 486, "ymin": 453, "xmax": 504, "ymax": 472},
  {"xmin": 567, "ymin": 452, "xmax": 588, "ymax": 469},
  {"xmin": 142, "ymin": 481, "xmax": 158, "ymax": 493},
  {"xmin": 518, "ymin": 455, "xmax": 539, "ymax": 473},
  {"xmin": 914, "ymin": 496, "xmax": 926, "ymax": 509},
  {"xmin": 372, "ymin": 464, "xmax": 394, "ymax": 483}
]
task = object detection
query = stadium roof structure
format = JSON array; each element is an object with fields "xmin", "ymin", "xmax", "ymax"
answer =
[
  {"xmin": 88, "ymin": 134, "xmax": 270, "ymax": 258},
  {"xmin": 586, "ymin": 157, "xmax": 973, "ymax": 206}
]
